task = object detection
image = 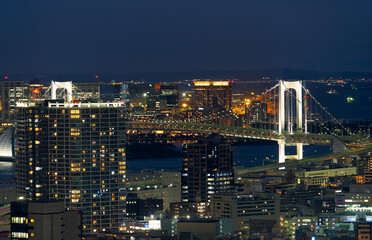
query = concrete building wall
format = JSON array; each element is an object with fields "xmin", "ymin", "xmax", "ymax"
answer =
[
  {"xmin": 11, "ymin": 201, "xmax": 81, "ymax": 240},
  {"xmin": 0, "ymin": 187, "xmax": 16, "ymax": 205},
  {"xmin": 296, "ymin": 167, "xmax": 356, "ymax": 178},
  {"xmin": 177, "ymin": 222, "xmax": 216, "ymax": 239},
  {"xmin": 133, "ymin": 184, "xmax": 181, "ymax": 210}
]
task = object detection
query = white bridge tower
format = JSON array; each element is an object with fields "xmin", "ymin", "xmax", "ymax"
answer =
[
  {"xmin": 278, "ymin": 80, "xmax": 306, "ymax": 163},
  {"xmin": 51, "ymin": 81, "xmax": 73, "ymax": 102}
]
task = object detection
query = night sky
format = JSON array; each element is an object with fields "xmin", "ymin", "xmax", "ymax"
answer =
[{"xmin": 1, "ymin": 0, "xmax": 372, "ymax": 74}]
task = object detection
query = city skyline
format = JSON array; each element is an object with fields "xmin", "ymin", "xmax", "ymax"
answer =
[{"xmin": 1, "ymin": 1, "xmax": 372, "ymax": 239}]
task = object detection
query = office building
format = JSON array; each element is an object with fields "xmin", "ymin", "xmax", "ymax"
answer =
[
  {"xmin": 15, "ymin": 99, "xmax": 126, "ymax": 235},
  {"xmin": 1, "ymin": 81, "xmax": 25, "ymax": 122},
  {"xmin": 335, "ymin": 184, "xmax": 372, "ymax": 222},
  {"xmin": 210, "ymin": 193, "xmax": 280, "ymax": 233},
  {"xmin": 194, "ymin": 81, "xmax": 232, "ymax": 111},
  {"xmin": 126, "ymin": 193, "xmax": 163, "ymax": 220},
  {"xmin": 246, "ymin": 100, "xmax": 267, "ymax": 124},
  {"xmin": 181, "ymin": 135, "xmax": 234, "ymax": 202},
  {"xmin": 10, "ymin": 201, "xmax": 81, "ymax": 240},
  {"xmin": 146, "ymin": 84, "xmax": 179, "ymax": 112},
  {"xmin": 113, "ymin": 83, "xmax": 130, "ymax": 109},
  {"xmin": 169, "ymin": 202, "xmax": 207, "ymax": 218}
]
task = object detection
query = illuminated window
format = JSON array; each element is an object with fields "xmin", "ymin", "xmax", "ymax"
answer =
[
  {"xmin": 11, "ymin": 232, "xmax": 28, "ymax": 238},
  {"xmin": 11, "ymin": 217, "xmax": 26, "ymax": 224}
]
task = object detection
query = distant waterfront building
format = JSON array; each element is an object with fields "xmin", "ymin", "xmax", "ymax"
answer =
[
  {"xmin": 15, "ymin": 100, "xmax": 127, "ymax": 235},
  {"xmin": 73, "ymin": 82, "xmax": 100, "ymax": 100},
  {"xmin": 246, "ymin": 100, "xmax": 267, "ymax": 124},
  {"xmin": 113, "ymin": 83, "xmax": 130, "ymax": 109},
  {"xmin": 194, "ymin": 80, "xmax": 232, "ymax": 111},
  {"xmin": 10, "ymin": 201, "xmax": 81, "ymax": 240},
  {"xmin": 27, "ymin": 79, "xmax": 44, "ymax": 102},
  {"xmin": 181, "ymin": 135, "xmax": 234, "ymax": 202},
  {"xmin": 1, "ymin": 81, "xmax": 25, "ymax": 122},
  {"xmin": 146, "ymin": 84, "xmax": 179, "ymax": 112}
]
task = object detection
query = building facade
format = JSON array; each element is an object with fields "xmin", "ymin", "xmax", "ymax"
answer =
[
  {"xmin": 246, "ymin": 101, "xmax": 267, "ymax": 124},
  {"xmin": 1, "ymin": 81, "xmax": 25, "ymax": 123},
  {"xmin": 181, "ymin": 135, "xmax": 234, "ymax": 203},
  {"xmin": 10, "ymin": 201, "xmax": 81, "ymax": 240},
  {"xmin": 15, "ymin": 100, "xmax": 126, "ymax": 235},
  {"xmin": 210, "ymin": 193, "xmax": 280, "ymax": 233},
  {"xmin": 194, "ymin": 81, "xmax": 232, "ymax": 111}
]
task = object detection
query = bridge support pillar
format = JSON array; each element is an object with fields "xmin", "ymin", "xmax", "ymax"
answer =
[
  {"xmin": 296, "ymin": 143, "xmax": 303, "ymax": 160},
  {"xmin": 278, "ymin": 140, "xmax": 304, "ymax": 165},
  {"xmin": 278, "ymin": 139, "xmax": 286, "ymax": 164}
]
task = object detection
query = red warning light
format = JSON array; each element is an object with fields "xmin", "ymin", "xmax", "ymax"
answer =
[
  {"xmin": 95, "ymin": 75, "xmax": 99, "ymax": 79},
  {"xmin": 73, "ymin": 100, "xmax": 79, "ymax": 104},
  {"xmin": 4, "ymin": 76, "xmax": 8, "ymax": 80}
]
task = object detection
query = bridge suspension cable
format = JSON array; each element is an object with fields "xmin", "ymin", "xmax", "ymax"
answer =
[{"xmin": 301, "ymin": 84, "xmax": 353, "ymax": 136}]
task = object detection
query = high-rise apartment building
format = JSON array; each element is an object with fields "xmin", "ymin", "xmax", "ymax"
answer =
[
  {"xmin": 194, "ymin": 81, "xmax": 232, "ymax": 111},
  {"xmin": 181, "ymin": 135, "xmax": 234, "ymax": 203},
  {"xmin": 15, "ymin": 100, "xmax": 126, "ymax": 235},
  {"xmin": 1, "ymin": 81, "xmax": 25, "ymax": 122}
]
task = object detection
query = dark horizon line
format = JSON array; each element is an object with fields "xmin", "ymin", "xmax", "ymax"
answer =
[
  {"xmin": 2, "ymin": 68, "xmax": 372, "ymax": 83},
  {"xmin": 3, "ymin": 67, "xmax": 372, "ymax": 75}
]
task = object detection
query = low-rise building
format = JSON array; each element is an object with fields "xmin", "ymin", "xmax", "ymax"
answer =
[
  {"xmin": 169, "ymin": 202, "xmax": 207, "ymax": 218},
  {"xmin": 296, "ymin": 167, "xmax": 356, "ymax": 179},
  {"xmin": 10, "ymin": 201, "xmax": 81, "ymax": 240},
  {"xmin": 129, "ymin": 184, "xmax": 181, "ymax": 211},
  {"xmin": 210, "ymin": 193, "xmax": 280, "ymax": 234},
  {"xmin": 177, "ymin": 218, "xmax": 234, "ymax": 240}
]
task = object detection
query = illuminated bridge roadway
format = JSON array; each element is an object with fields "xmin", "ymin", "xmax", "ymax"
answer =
[
  {"xmin": 126, "ymin": 120, "xmax": 370, "ymax": 170},
  {"xmin": 125, "ymin": 120, "xmax": 363, "ymax": 146}
]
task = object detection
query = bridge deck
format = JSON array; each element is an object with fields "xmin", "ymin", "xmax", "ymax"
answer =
[{"xmin": 125, "ymin": 121, "xmax": 364, "ymax": 146}]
